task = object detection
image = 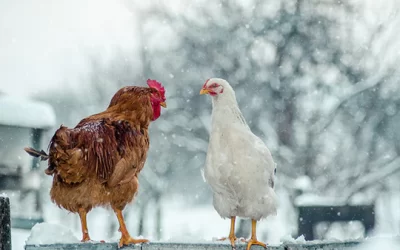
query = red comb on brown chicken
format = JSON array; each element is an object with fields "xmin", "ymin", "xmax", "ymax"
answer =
[{"xmin": 24, "ymin": 79, "xmax": 166, "ymax": 247}]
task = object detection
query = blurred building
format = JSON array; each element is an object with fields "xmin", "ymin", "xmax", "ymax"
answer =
[{"xmin": 0, "ymin": 93, "xmax": 55, "ymax": 229}]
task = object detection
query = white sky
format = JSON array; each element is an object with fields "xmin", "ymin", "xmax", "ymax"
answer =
[
  {"xmin": 0, "ymin": 0, "xmax": 137, "ymax": 97},
  {"xmin": 0, "ymin": 0, "xmax": 398, "ymax": 97}
]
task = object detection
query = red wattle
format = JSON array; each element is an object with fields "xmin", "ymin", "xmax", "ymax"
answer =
[{"xmin": 151, "ymin": 102, "xmax": 161, "ymax": 121}]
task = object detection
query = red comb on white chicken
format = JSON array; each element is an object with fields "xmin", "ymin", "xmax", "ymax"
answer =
[{"xmin": 200, "ymin": 78, "xmax": 277, "ymax": 250}]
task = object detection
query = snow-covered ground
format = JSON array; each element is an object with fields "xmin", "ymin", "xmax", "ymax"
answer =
[
  {"xmin": 26, "ymin": 223, "xmax": 80, "ymax": 245},
  {"xmin": 12, "ymin": 229, "xmax": 31, "ymax": 250}
]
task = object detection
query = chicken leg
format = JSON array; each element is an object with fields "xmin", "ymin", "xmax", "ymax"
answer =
[
  {"xmin": 217, "ymin": 216, "xmax": 237, "ymax": 248},
  {"xmin": 113, "ymin": 207, "xmax": 149, "ymax": 247},
  {"xmin": 241, "ymin": 220, "xmax": 266, "ymax": 250},
  {"xmin": 78, "ymin": 208, "xmax": 91, "ymax": 242}
]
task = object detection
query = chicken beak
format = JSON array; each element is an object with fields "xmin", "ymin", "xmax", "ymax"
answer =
[
  {"xmin": 160, "ymin": 102, "xmax": 167, "ymax": 108},
  {"xmin": 200, "ymin": 88, "xmax": 209, "ymax": 95}
]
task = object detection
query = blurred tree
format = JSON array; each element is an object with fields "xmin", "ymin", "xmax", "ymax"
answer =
[
  {"xmin": 36, "ymin": 0, "xmax": 400, "ymax": 240},
  {"xmin": 133, "ymin": 0, "xmax": 362, "ymax": 193},
  {"xmin": 130, "ymin": 0, "xmax": 400, "ymax": 237}
]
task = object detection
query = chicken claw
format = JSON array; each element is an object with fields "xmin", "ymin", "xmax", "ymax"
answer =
[
  {"xmin": 241, "ymin": 238, "xmax": 267, "ymax": 250},
  {"xmin": 113, "ymin": 207, "xmax": 149, "ymax": 248},
  {"xmin": 240, "ymin": 219, "xmax": 267, "ymax": 250},
  {"xmin": 217, "ymin": 235, "xmax": 237, "ymax": 249},
  {"xmin": 217, "ymin": 216, "xmax": 237, "ymax": 248},
  {"xmin": 118, "ymin": 237, "xmax": 149, "ymax": 248},
  {"xmin": 81, "ymin": 235, "xmax": 91, "ymax": 242}
]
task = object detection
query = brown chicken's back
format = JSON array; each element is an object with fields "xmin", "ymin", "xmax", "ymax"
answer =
[
  {"xmin": 47, "ymin": 87, "xmax": 155, "ymax": 212},
  {"xmin": 24, "ymin": 81, "xmax": 167, "ymax": 246}
]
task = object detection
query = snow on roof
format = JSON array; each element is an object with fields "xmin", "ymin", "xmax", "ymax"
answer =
[
  {"xmin": 294, "ymin": 194, "xmax": 342, "ymax": 206},
  {"xmin": 0, "ymin": 94, "xmax": 56, "ymax": 129},
  {"xmin": 294, "ymin": 193, "xmax": 371, "ymax": 206}
]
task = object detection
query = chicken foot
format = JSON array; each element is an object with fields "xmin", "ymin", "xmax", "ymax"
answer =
[
  {"xmin": 217, "ymin": 216, "xmax": 237, "ymax": 248},
  {"xmin": 113, "ymin": 207, "xmax": 149, "ymax": 247},
  {"xmin": 241, "ymin": 220, "xmax": 267, "ymax": 250},
  {"xmin": 78, "ymin": 208, "xmax": 91, "ymax": 242}
]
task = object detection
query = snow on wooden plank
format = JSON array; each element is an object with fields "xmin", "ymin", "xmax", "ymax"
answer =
[
  {"xmin": 25, "ymin": 244, "xmax": 118, "ymax": 250},
  {"xmin": 22, "ymin": 236, "xmax": 400, "ymax": 250},
  {"xmin": 141, "ymin": 242, "xmax": 281, "ymax": 250},
  {"xmin": 24, "ymin": 241, "xmax": 368, "ymax": 250},
  {"xmin": 25, "ymin": 243, "xmax": 278, "ymax": 250}
]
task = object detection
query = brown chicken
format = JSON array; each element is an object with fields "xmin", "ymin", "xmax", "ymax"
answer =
[{"xmin": 24, "ymin": 79, "xmax": 166, "ymax": 247}]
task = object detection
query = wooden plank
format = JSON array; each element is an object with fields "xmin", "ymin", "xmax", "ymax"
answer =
[
  {"xmin": 24, "ymin": 242, "xmax": 282, "ymax": 250},
  {"xmin": 0, "ymin": 196, "xmax": 11, "ymax": 250},
  {"xmin": 24, "ymin": 243, "xmax": 269, "ymax": 250},
  {"xmin": 141, "ymin": 242, "xmax": 278, "ymax": 250},
  {"xmin": 24, "ymin": 241, "xmax": 362, "ymax": 250},
  {"xmin": 284, "ymin": 241, "xmax": 360, "ymax": 250},
  {"xmin": 25, "ymin": 243, "xmax": 120, "ymax": 250}
]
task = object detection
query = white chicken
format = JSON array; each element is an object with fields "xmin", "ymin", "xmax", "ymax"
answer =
[{"xmin": 200, "ymin": 78, "xmax": 277, "ymax": 250}]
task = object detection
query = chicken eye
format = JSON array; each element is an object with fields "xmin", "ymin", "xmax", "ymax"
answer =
[
  {"xmin": 153, "ymin": 92, "xmax": 161, "ymax": 99},
  {"xmin": 210, "ymin": 83, "xmax": 219, "ymax": 88}
]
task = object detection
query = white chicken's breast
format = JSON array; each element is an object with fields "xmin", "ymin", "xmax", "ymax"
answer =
[{"xmin": 202, "ymin": 78, "xmax": 277, "ymax": 221}]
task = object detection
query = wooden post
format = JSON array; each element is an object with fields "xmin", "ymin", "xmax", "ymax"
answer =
[
  {"xmin": 31, "ymin": 128, "xmax": 44, "ymax": 219},
  {"xmin": 0, "ymin": 196, "xmax": 11, "ymax": 250}
]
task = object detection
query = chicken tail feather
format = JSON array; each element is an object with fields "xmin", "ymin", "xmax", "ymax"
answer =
[{"xmin": 24, "ymin": 147, "xmax": 49, "ymax": 161}]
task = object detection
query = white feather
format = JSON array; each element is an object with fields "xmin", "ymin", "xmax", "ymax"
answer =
[{"xmin": 203, "ymin": 78, "xmax": 277, "ymax": 221}]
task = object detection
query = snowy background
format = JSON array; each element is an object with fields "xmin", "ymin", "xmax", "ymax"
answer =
[{"xmin": 1, "ymin": 0, "xmax": 400, "ymax": 249}]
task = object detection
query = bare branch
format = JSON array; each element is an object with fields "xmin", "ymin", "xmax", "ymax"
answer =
[
  {"xmin": 343, "ymin": 156, "xmax": 400, "ymax": 202},
  {"xmin": 311, "ymin": 71, "xmax": 388, "ymax": 133}
]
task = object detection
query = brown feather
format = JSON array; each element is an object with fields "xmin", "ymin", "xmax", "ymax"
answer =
[{"xmin": 26, "ymin": 86, "xmax": 157, "ymax": 212}]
